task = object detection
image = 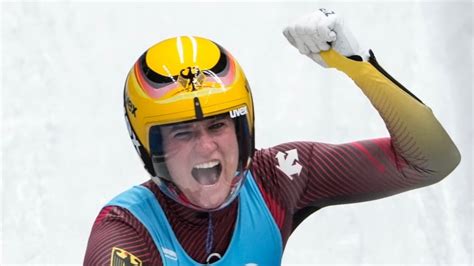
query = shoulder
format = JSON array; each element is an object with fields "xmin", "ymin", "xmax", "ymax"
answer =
[{"xmin": 84, "ymin": 189, "xmax": 163, "ymax": 265}]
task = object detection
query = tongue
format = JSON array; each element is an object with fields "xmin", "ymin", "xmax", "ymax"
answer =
[{"xmin": 191, "ymin": 164, "xmax": 221, "ymax": 185}]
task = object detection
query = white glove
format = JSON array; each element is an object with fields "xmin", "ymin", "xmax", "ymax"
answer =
[{"xmin": 283, "ymin": 8, "xmax": 369, "ymax": 67}]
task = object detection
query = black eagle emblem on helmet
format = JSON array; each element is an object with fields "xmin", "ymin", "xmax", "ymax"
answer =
[{"xmin": 178, "ymin": 66, "xmax": 205, "ymax": 91}]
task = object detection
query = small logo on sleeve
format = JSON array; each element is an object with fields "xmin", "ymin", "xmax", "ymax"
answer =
[
  {"xmin": 275, "ymin": 149, "xmax": 302, "ymax": 180},
  {"xmin": 110, "ymin": 247, "xmax": 142, "ymax": 266},
  {"xmin": 319, "ymin": 8, "xmax": 335, "ymax": 17}
]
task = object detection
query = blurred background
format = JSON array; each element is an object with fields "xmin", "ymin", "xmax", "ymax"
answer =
[{"xmin": 2, "ymin": 1, "xmax": 472, "ymax": 265}]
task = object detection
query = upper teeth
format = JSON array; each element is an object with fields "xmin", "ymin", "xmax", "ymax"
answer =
[{"xmin": 194, "ymin": 160, "xmax": 219, "ymax": 169}]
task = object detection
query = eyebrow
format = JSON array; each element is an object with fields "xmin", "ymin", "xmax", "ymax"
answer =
[
  {"xmin": 168, "ymin": 124, "xmax": 192, "ymax": 132},
  {"xmin": 166, "ymin": 115, "xmax": 228, "ymax": 132}
]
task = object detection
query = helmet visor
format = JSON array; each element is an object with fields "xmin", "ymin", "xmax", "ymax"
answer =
[{"xmin": 149, "ymin": 111, "xmax": 252, "ymax": 211}]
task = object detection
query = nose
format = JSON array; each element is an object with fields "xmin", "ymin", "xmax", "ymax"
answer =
[{"xmin": 193, "ymin": 129, "xmax": 218, "ymax": 156}]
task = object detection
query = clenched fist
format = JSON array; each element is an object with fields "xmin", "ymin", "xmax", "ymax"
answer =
[{"xmin": 283, "ymin": 8, "xmax": 369, "ymax": 67}]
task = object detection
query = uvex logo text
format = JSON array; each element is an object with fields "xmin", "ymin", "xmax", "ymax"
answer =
[{"xmin": 229, "ymin": 106, "xmax": 248, "ymax": 118}]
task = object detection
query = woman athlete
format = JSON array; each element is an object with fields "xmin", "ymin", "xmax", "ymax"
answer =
[{"xmin": 84, "ymin": 8, "xmax": 460, "ymax": 265}]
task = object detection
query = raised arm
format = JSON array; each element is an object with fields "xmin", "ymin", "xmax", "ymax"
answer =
[
  {"xmin": 252, "ymin": 9, "xmax": 460, "ymax": 230},
  {"xmin": 321, "ymin": 48, "xmax": 460, "ymax": 180}
]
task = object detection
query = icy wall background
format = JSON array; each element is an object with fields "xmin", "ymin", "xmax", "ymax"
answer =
[{"xmin": 2, "ymin": 1, "xmax": 472, "ymax": 265}]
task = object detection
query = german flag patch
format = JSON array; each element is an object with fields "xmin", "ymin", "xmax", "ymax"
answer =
[{"xmin": 110, "ymin": 247, "xmax": 142, "ymax": 266}]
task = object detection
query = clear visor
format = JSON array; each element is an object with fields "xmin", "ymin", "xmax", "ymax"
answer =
[{"xmin": 149, "ymin": 112, "xmax": 252, "ymax": 211}]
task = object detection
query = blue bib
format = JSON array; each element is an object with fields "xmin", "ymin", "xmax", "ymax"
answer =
[{"xmin": 107, "ymin": 172, "xmax": 283, "ymax": 265}]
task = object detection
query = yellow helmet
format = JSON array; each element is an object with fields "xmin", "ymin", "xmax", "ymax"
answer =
[{"xmin": 124, "ymin": 36, "xmax": 255, "ymax": 210}]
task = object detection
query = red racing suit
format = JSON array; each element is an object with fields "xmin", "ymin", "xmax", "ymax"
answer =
[{"xmin": 84, "ymin": 50, "xmax": 460, "ymax": 265}]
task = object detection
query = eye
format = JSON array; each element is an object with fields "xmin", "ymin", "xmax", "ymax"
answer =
[
  {"xmin": 173, "ymin": 131, "xmax": 192, "ymax": 140},
  {"xmin": 209, "ymin": 122, "xmax": 225, "ymax": 131}
]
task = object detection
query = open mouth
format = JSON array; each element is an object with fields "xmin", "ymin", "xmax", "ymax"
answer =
[{"xmin": 191, "ymin": 160, "xmax": 222, "ymax": 185}]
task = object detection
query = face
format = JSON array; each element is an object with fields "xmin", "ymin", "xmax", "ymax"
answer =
[{"xmin": 160, "ymin": 116, "xmax": 239, "ymax": 209}]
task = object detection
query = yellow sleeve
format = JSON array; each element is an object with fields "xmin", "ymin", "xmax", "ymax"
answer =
[{"xmin": 320, "ymin": 49, "xmax": 460, "ymax": 180}]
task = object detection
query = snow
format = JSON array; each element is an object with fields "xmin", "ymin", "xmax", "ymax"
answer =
[{"xmin": 2, "ymin": 1, "xmax": 472, "ymax": 265}]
